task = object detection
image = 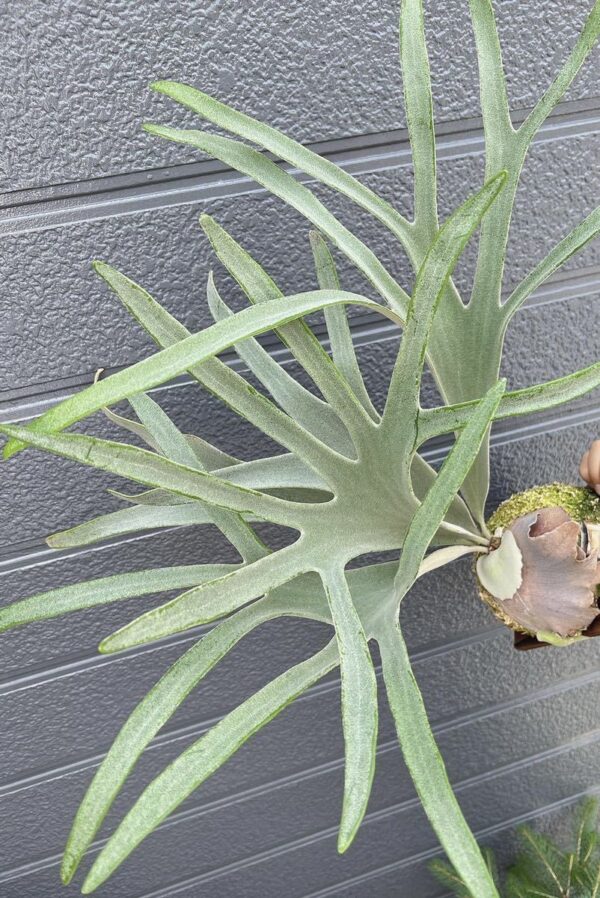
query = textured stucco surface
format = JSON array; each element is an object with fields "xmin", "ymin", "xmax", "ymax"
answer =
[{"xmin": 3, "ymin": 0, "xmax": 600, "ymax": 191}]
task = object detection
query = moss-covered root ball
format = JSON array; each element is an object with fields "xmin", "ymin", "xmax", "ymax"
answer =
[{"xmin": 476, "ymin": 484, "xmax": 600, "ymax": 647}]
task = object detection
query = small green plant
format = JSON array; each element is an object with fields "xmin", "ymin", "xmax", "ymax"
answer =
[
  {"xmin": 2, "ymin": 1, "xmax": 600, "ymax": 894},
  {"xmin": 431, "ymin": 798, "xmax": 600, "ymax": 897}
]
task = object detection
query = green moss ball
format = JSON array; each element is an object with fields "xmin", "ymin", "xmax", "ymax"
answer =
[
  {"xmin": 488, "ymin": 483, "xmax": 600, "ymax": 533},
  {"xmin": 477, "ymin": 483, "xmax": 600, "ymax": 639}
]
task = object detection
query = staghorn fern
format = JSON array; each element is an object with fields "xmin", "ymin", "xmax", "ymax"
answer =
[
  {"xmin": 430, "ymin": 798, "xmax": 600, "ymax": 897},
  {"xmin": 2, "ymin": 1, "xmax": 600, "ymax": 895}
]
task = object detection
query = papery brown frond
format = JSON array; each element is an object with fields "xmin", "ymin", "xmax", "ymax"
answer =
[{"xmin": 490, "ymin": 508, "xmax": 600, "ymax": 640}]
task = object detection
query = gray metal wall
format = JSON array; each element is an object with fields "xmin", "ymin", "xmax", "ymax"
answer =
[{"xmin": 2, "ymin": 1, "xmax": 600, "ymax": 895}]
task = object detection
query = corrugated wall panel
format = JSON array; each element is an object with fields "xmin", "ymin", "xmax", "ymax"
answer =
[
  {"xmin": 4, "ymin": 0, "xmax": 600, "ymax": 193},
  {"xmin": 2, "ymin": 1, "xmax": 600, "ymax": 895}
]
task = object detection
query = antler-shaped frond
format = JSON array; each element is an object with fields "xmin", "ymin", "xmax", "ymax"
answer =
[
  {"xmin": 375, "ymin": 381, "xmax": 506, "ymax": 898},
  {"xmin": 1, "ymin": 423, "xmax": 309, "ymax": 528},
  {"xmin": 382, "ymin": 171, "xmax": 507, "ymax": 458},
  {"xmin": 0, "ymin": 564, "xmax": 238, "ymax": 632},
  {"xmin": 144, "ymin": 123, "xmax": 411, "ymax": 319},
  {"xmin": 3, "ymin": 287, "xmax": 397, "ymax": 459},
  {"xmin": 309, "ymin": 230, "xmax": 378, "ymax": 416},
  {"xmin": 79, "ymin": 637, "xmax": 340, "ymax": 893},
  {"xmin": 201, "ymin": 214, "xmax": 377, "ymax": 453},
  {"xmin": 101, "ymin": 541, "xmax": 310, "ymax": 650},
  {"xmin": 0, "ymin": 175, "xmax": 509, "ymax": 893},
  {"xmin": 128, "ymin": 390, "xmax": 266, "ymax": 561},
  {"xmin": 61, "ymin": 589, "xmax": 335, "ymax": 885},
  {"xmin": 147, "ymin": 80, "xmax": 416, "ymax": 251}
]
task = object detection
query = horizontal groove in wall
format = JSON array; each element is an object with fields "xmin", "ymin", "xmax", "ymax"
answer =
[
  {"xmin": 299, "ymin": 786, "xmax": 600, "ymax": 898},
  {"xmin": 1, "ymin": 623, "xmax": 599, "ymax": 871},
  {"xmin": 521, "ymin": 263, "xmax": 600, "ymax": 308},
  {"xmin": 0, "ymin": 304, "xmax": 380, "ymax": 412},
  {"xmin": 0, "ymin": 521, "xmax": 193, "ymax": 573},
  {"xmin": 0, "ymin": 598, "xmax": 494, "ymax": 722},
  {"xmin": 1, "ymin": 96, "xmax": 600, "ymax": 236},
  {"xmin": 299, "ymin": 848, "xmax": 445, "ymax": 898},
  {"xmin": 0, "ymin": 666, "xmax": 347, "ymax": 804},
  {"xmin": 21, "ymin": 720, "xmax": 598, "ymax": 897},
  {"xmin": 0, "ymin": 631, "xmax": 507, "ymax": 805},
  {"xmin": 1, "ymin": 256, "xmax": 598, "ymax": 418},
  {"xmin": 0, "ymin": 669, "xmax": 344, "ymax": 802},
  {"xmin": 3, "ymin": 692, "xmax": 599, "ymax": 887},
  {"xmin": 4, "ymin": 95, "xmax": 598, "ymax": 210},
  {"xmin": 0, "ymin": 624, "xmax": 207, "ymax": 697},
  {"xmin": 145, "ymin": 750, "xmax": 600, "ymax": 898}
]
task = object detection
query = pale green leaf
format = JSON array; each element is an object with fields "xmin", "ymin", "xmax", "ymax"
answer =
[
  {"xmin": 105, "ymin": 403, "xmax": 238, "ymax": 468},
  {"xmin": 309, "ymin": 230, "xmax": 377, "ymax": 418},
  {"xmin": 400, "ymin": 0, "xmax": 438, "ymax": 236},
  {"xmin": 418, "ymin": 544, "xmax": 485, "ymax": 579},
  {"xmin": 128, "ymin": 391, "xmax": 266, "ymax": 562},
  {"xmin": 101, "ymin": 405, "xmax": 160, "ymax": 451},
  {"xmin": 112, "ymin": 453, "xmax": 331, "ymax": 499},
  {"xmin": 184, "ymin": 433, "xmax": 239, "ymax": 469},
  {"xmin": 206, "ymin": 270, "xmax": 352, "ymax": 453},
  {"xmin": 380, "ymin": 403, "xmax": 507, "ymax": 893},
  {"xmin": 410, "ymin": 453, "xmax": 480, "ymax": 544},
  {"xmin": 213, "ymin": 452, "xmax": 327, "ymax": 491},
  {"xmin": 144, "ymin": 124, "xmax": 410, "ymax": 319},
  {"xmin": 93, "ymin": 268, "xmax": 345, "ymax": 479},
  {"xmin": 520, "ymin": 0, "xmax": 600, "ymax": 142},
  {"xmin": 450, "ymin": 0, "xmax": 520, "ymax": 522},
  {"xmin": 128, "ymin": 392, "xmax": 203, "ymax": 468},
  {"xmin": 382, "ymin": 172, "xmax": 507, "ymax": 457},
  {"xmin": 46, "ymin": 502, "xmax": 225, "ymax": 548},
  {"xmin": 467, "ymin": 0, "xmax": 513, "ymax": 143},
  {"xmin": 201, "ymin": 214, "xmax": 374, "ymax": 452},
  {"xmin": 418, "ymin": 360, "xmax": 600, "ymax": 442},
  {"xmin": 394, "ymin": 379, "xmax": 505, "ymax": 601},
  {"xmin": 379, "ymin": 622, "xmax": 499, "ymax": 898},
  {"xmin": 476, "ymin": 529, "xmax": 523, "ymax": 600},
  {"xmin": 62, "ymin": 590, "xmax": 319, "ymax": 883},
  {"xmin": 321, "ymin": 565, "xmax": 377, "ymax": 852},
  {"xmin": 503, "ymin": 205, "xmax": 600, "ymax": 320},
  {"xmin": 149, "ymin": 80, "xmax": 415, "ymax": 250},
  {"xmin": 100, "ymin": 541, "xmax": 308, "ymax": 651},
  {"xmin": 4, "ymin": 287, "xmax": 396, "ymax": 460},
  {"xmin": 80, "ymin": 639, "xmax": 339, "ymax": 893},
  {"xmin": 106, "ymin": 487, "xmax": 193, "ymax": 506},
  {"xmin": 0, "ymin": 564, "xmax": 235, "ymax": 632},
  {"xmin": 0, "ymin": 425, "xmax": 306, "ymax": 529}
]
